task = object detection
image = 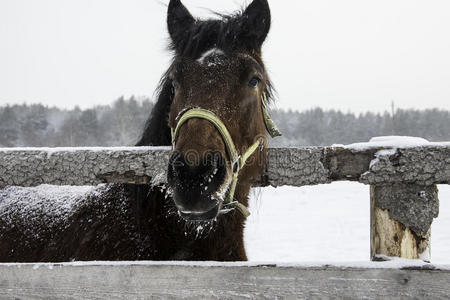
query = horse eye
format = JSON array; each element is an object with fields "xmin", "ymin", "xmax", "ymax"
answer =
[{"xmin": 248, "ymin": 77, "xmax": 261, "ymax": 88}]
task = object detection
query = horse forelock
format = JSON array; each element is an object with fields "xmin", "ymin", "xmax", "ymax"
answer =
[{"xmin": 169, "ymin": 10, "xmax": 262, "ymax": 59}]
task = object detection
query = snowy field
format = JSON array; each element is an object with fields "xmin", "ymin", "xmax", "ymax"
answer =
[{"xmin": 245, "ymin": 182, "xmax": 450, "ymax": 264}]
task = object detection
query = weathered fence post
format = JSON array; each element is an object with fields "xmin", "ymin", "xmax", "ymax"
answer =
[{"xmin": 370, "ymin": 184, "xmax": 439, "ymax": 262}]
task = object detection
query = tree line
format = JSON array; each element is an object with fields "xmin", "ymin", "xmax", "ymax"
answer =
[
  {"xmin": 0, "ymin": 97, "xmax": 448, "ymax": 147},
  {"xmin": 271, "ymin": 107, "xmax": 449, "ymax": 146},
  {"xmin": 0, "ymin": 96, "xmax": 152, "ymax": 147}
]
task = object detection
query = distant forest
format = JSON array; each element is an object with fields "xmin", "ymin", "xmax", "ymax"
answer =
[{"xmin": 0, "ymin": 96, "xmax": 449, "ymax": 147}]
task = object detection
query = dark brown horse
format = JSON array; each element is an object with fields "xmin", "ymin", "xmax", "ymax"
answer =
[{"xmin": 0, "ymin": 0, "xmax": 277, "ymax": 262}]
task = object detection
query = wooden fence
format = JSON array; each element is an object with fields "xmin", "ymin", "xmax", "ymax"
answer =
[
  {"xmin": 1, "ymin": 144, "xmax": 449, "ymax": 298},
  {"xmin": 1, "ymin": 261, "xmax": 449, "ymax": 299}
]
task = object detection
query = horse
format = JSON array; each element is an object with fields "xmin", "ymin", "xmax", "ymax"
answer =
[{"xmin": 0, "ymin": 0, "xmax": 279, "ymax": 262}]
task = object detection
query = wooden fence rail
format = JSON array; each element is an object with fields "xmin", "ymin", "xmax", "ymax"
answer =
[
  {"xmin": 1, "ymin": 145, "xmax": 449, "ymax": 188},
  {"xmin": 1, "ymin": 262, "xmax": 450, "ymax": 299}
]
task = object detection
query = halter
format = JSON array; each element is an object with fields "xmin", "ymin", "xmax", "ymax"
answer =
[{"xmin": 171, "ymin": 92, "xmax": 281, "ymax": 217}]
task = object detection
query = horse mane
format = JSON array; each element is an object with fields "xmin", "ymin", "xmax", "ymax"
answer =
[
  {"xmin": 135, "ymin": 72, "xmax": 172, "ymax": 146},
  {"xmin": 136, "ymin": 10, "xmax": 275, "ymax": 147}
]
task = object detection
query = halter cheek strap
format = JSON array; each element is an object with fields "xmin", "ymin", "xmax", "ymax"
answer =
[
  {"xmin": 262, "ymin": 92, "xmax": 282, "ymax": 138},
  {"xmin": 171, "ymin": 93, "xmax": 281, "ymax": 218}
]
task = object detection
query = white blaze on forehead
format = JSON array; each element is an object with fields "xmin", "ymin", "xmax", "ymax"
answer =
[{"xmin": 197, "ymin": 48, "xmax": 225, "ymax": 65}]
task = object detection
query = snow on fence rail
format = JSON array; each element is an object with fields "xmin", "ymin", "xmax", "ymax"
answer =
[
  {"xmin": 1, "ymin": 141, "xmax": 450, "ymax": 298},
  {"xmin": 1, "ymin": 144, "xmax": 449, "ymax": 188}
]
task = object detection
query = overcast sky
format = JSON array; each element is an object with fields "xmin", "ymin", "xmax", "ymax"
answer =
[{"xmin": 1, "ymin": 0, "xmax": 449, "ymax": 113}]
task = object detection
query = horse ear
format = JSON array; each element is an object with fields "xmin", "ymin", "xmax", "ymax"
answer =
[
  {"xmin": 167, "ymin": 0, "xmax": 195, "ymax": 43},
  {"xmin": 240, "ymin": 0, "xmax": 271, "ymax": 49}
]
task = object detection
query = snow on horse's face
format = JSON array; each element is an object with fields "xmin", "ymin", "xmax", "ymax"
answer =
[{"xmin": 166, "ymin": 0, "xmax": 272, "ymax": 221}]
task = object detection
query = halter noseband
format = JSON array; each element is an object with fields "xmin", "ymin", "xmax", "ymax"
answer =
[{"xmin": 170, "ymin": 92, "xmax": 281, "ymax": 217}]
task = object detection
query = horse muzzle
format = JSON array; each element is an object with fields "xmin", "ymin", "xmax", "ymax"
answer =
[{"xmin": 167, "ymin": 150, "xmax": 227, "ymax": 221}]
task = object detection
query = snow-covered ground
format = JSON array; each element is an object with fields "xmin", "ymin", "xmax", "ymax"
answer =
[{"xmin": 245, "ymin": 182, "xmax": 450, "ymax": 264}]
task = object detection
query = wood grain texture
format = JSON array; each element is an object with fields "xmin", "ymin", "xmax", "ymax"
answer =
[
  {"xmin": 1, "ymin": 145, "xmax": 449, "ymax": 188},
  {"xmin": 0, "ymin": 147, "xmax": 171, "ymax": 188},
  {"xmin": 1, "ymin": 263, "xmax": 450, "ymax": 299},
  {"xmin": 371, "ymin": 184, "xmax": 439, "ymax": 237},
  {"xmin": 370, "ymin": 186, "xmax": 434, "ymax": 261}
]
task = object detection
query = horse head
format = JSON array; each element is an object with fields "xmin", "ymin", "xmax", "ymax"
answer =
[{"xmin": 165, "ymin": 0, "xmax": 279, "ymax": 221}]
